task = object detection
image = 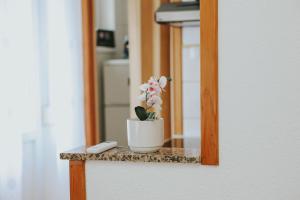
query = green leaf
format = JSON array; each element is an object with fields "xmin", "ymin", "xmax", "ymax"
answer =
[
  {"xmin": 166, "ymin": 76, "xmax": 172, "ymax": 82},
  {"xmin": 147, "ymin": 112, "xmax": 156, "ymax": 120},
  {"xmin": 135, "ymin": 106, "xmax": 148, "ymax": 121}
]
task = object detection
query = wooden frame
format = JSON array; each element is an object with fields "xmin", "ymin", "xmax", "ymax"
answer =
[
  {"xmin": 69, "ymin": 0, "xmax": 219, "ymax": 199},
  {"xmin": 170, "ymin": 25, "xmax": 183, "ymax": 136},
  {"xmin": 70, "ymin": 161, "xmax": 86, "ymax": 200},
  {"xmin": 82, "ymin": 0, "xmax": 100, "ymax": 147},
  {"xmin": 200, "ymin": 0, "xmax": 219, "ymax": 165},
  {"xmin": 140, "ymin": 0, "xmax": 154, "ymax": 82},
  {"xmin": 169, "ymin": 0, "xmax": 183, "ymax": 136},
  {"xmin": 159, "ymin": 0, "xmax": 171, "ymax": 140}
]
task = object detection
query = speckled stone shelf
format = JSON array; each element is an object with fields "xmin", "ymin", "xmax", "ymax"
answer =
[{"xmin": 60, "ymin": 146, "xmax": 200, "ymax": 164}]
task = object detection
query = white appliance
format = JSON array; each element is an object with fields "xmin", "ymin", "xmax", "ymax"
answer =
[
  {"xmin": 155, "ymin": 1, "xmax": 199, "ymax": 27},
  {"xmin": 103, "ymin": 59, "xmax": 129, "ymax": 146}
]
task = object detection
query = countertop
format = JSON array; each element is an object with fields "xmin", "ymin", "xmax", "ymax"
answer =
[{"xmin": 60, "ymin": 144, "xmax": 200, "ymax": 164}]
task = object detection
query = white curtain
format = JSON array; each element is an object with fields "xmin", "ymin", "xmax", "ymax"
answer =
[{"xmin": 0, "ymin": 0, "xmax": 85, "ymax": 199}]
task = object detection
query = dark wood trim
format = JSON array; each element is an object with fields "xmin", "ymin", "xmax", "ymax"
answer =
[
  {"xmin": 82, "ymin": 0, "xmax": 100, "ymax": 146},
  {"xmin": 141, "ymin": 0, "xmax": 154, "ymax": 82},
  {"xmin": 159, "ymin": 15, "xmax": 171, "ymax": 140},
  {"xmin": 70, "ymin": 161, "xmax": 86, "ymax": 200},
  {"xmin": 200, "ymin": 0, "xmax": 219, "ymax": 165}
]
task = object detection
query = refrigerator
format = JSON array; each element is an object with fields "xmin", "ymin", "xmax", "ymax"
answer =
[{"xmin": 103, "ymin": 59, "xmax": 129, "ymax": 146}]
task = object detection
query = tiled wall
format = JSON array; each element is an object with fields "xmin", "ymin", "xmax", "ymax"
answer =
[{"xmin": 182, "ymin": 27, "xmax": 200, "ymax": 138}]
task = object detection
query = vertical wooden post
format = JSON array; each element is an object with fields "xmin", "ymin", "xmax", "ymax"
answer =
[
  {"xmin": 170, "ymin": 26, "xmax": 183, "ymax": 136},
  {"xmin": 170, "ymin": 0, "xmax": 183, "ymax": 136},
  {"xmin": 69, "ymin": 161, "xmax": 86, "ymax": 200},
  {"xmin": 82, "ymin": 0, "xmax": 100, "ymax": 146},
  {"xmin": 200, "ymin": 0, "xmax": 219, "ymax": 165},
  {"xmin": 159, "ymin": 0, "xmax": 171, "ymax": 140},
  {"xmin": 141, "ymin": 0, "xmax": 154, "ymax": 82}
]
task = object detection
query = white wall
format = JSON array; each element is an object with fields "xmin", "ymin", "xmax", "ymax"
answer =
[
  {"xmin": 128, "ymin": 0, "xmax": 142, "ymax": 118},
  {"xmin": 94, "ymin": 0, "xmax": 115, "ymax": 30},
  {"xmin": 86, "ymin": 0, "xmax": 300, "ymax": 199},
  {"xmin": 94, "ymin": 0, "xmax": 128, "ymax": 58},
  {"xmin": 114, "ymin": 0, "xmax": 128, "ymax": 58}
]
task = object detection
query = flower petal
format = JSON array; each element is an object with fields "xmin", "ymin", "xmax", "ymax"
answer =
[
  {"xmin": 152, "ymin": 95, "xmax": 162, "ymax": 105},
  {"xmin": 159, "ymin": 76, "xmax": 167, "ymax": 88},
  {"xmin": 153, "ymin": 104, "xmax": 162, "ymax": 115},
  {"xmin": 139, "ymin": 83, "xmax": 149, "ymax": 91}
]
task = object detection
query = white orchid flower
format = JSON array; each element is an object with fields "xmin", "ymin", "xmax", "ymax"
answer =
[
  {"xmin": 148, "ymin": 86, "xmax": 161, "ymax": 95},
  {"xmin": 147, "ymin": 77, "xmax": 161, "ymax": 94},
  {"xmin": 136, "ymin": 75, "xmax": 169, "ymax": 120},
  {"xmin": 159, "ymin": 76, "xmax": 167, "ymax": 89},
  {"xmin": 153, "ymin": 104, "xmax": 162, "ymax": 113},
  {"xmin": 154, "ymin": 95, "xmax": 162, "ymax": 105},
  {"xmin": 139, "ymin": 83, "xmax": 149, "ymax": 91},
  {"xmin": 148, "ymin": 76, "xmax": 158, "ymax": 84},
  {"xmin": 147, "ymin": 95, "xmax": 162, "ymax": 107}
]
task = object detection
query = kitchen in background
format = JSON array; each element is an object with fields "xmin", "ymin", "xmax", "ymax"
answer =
[
  {"xmin": 95, "ymin": 0, "xmax": 201, "ymax": 146},
  {"xmin": 95, "ymin": 0, "xmax": 129, "ymax": 146}
]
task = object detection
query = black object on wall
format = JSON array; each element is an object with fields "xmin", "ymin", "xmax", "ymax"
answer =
[{"xmin": 96, "ymin": 29, "xmax": 115, "ymax": 47}]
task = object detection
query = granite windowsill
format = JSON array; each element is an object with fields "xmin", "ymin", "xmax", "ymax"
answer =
[{"xmin": 60, "ymin": 146, "xmax": 200, "ymax": 164}]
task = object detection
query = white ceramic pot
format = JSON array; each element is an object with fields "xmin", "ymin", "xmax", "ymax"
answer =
[{"xmin": 127, "ymin": 118, "xmax": 164, "ymax": 153}]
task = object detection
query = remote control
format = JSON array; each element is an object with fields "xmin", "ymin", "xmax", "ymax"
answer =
[{"xmin": 86, "ymin": 141, "xmax": 118, "ymax": 153}]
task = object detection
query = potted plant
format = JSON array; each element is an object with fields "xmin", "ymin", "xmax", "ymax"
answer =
[{"xmin": 127, "ymin": 76, "xmax": 170, "ymax": 153}]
